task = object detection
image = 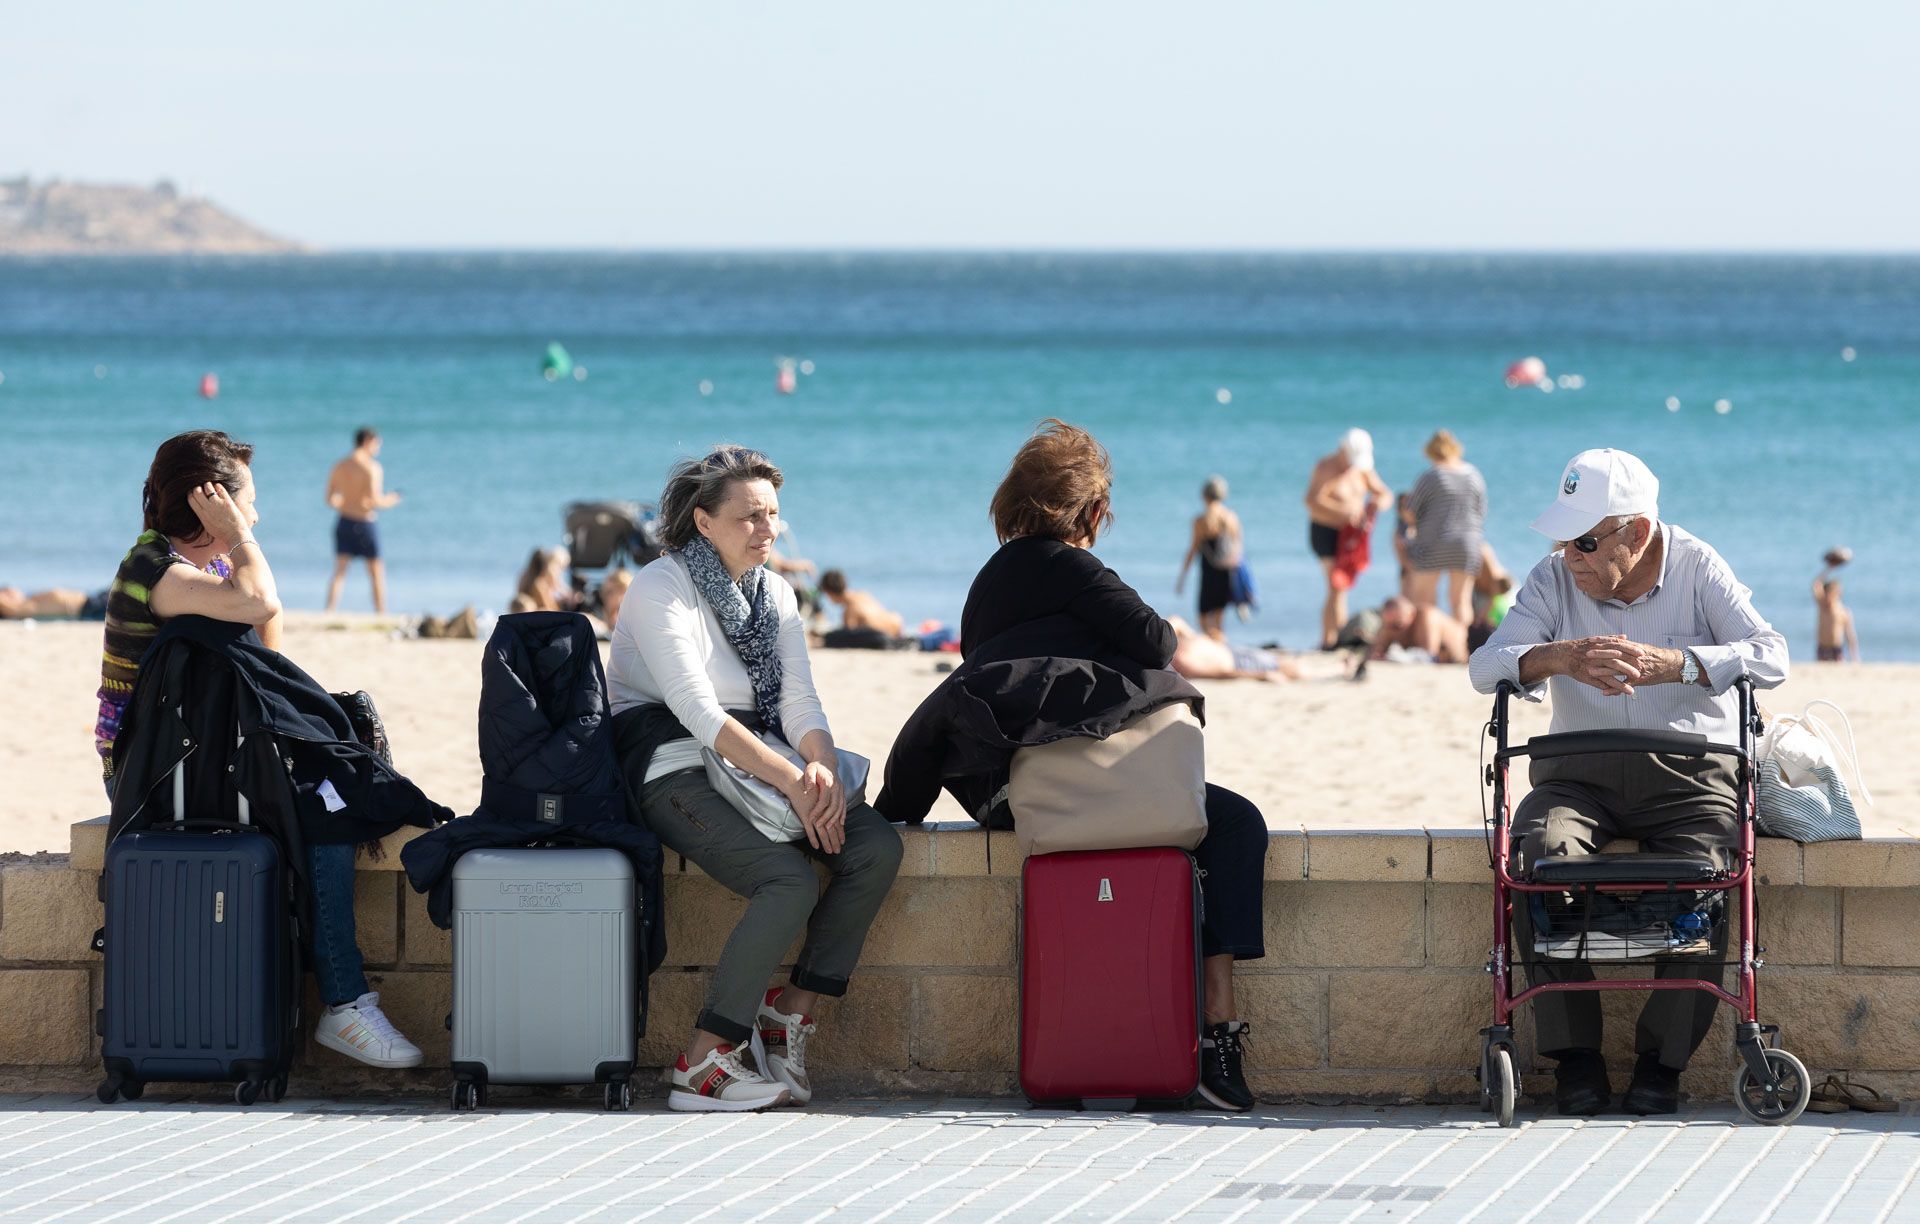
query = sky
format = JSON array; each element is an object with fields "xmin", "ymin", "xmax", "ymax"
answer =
[{"xmin": 4, "ymin": 2, "xmax": 1916, "ymax": 251}]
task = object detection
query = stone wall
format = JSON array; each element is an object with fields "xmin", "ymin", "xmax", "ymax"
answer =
[{"xmin": 5, "ymin": 819, "xmax": 1919, "ymax": 1103}]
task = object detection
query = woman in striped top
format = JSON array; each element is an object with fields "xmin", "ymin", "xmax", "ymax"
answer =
[
  {"xmin": 98, "ymin": 430, "xmax": 423, "ymax": 1071},
  {"xmin": 1403, "ymin": 429, "xmax": 1488, "ymax": 625}
]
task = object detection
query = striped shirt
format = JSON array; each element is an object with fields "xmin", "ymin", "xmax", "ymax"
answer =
[
  {"xmin": 1404, "ymin": 464, "xmax": 1488, "ymax": 572},
  {"xmin": 1468, "ymin": 521, "xmax": 1788, "ymax": 742},
  {"xmin": 95, "ymin": 531, "xmax": 229, "ymax": 782}
]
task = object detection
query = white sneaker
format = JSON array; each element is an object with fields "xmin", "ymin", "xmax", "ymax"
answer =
[
  {"xmin": 667, "ymin": 1043, "xmax": 790, "ymax": 1113},
  {"xmin": 749, "ymin": 988, "xmax": 816, "ymax": 1105},
  {"xmin": 312, "ymin": 991, "xmax": 424, "ymax": 1069}
]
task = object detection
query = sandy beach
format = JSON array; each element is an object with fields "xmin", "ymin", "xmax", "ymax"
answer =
[{"xmin": 2, "ymin": 615, "xmax": 1910, "ymax": 853}]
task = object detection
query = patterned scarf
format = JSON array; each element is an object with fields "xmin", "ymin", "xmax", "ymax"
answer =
[{"xmin": 674, "ymin": 536, "xmax": 784, "ymax": 739}]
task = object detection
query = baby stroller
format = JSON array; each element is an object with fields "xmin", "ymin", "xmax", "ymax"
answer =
[
  {"xmin": 1475, "ymin": 676, "xmax": 1810, "ymax": 1126},
  {"xmin": 563, "ymin": 500, "xmax": 663, "ymax": 615}
]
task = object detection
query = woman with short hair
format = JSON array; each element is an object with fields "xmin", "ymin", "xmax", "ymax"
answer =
[
  {"xmin": 890, "ymin": 419, "xmax": 1267, "ymax": 1112},
  {"xmin": 1175, "ymin": 475, "xmax": 1243, "ymax": 641},
  {"xmin": 1404, "ymin": 429, "xmax": 1488, "ymax": 625},
  {"xmin": 608, "ymin": 445, "xmax": 903, "ymax": 1112},
  {"xmin": 98, "ymin": 429, "xmax": 423, "ymax": 1070}
]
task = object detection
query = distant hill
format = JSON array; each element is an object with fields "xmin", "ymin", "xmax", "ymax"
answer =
[{"xmin": 0, "ymin": 176, "xmax": 305, "ymax": 255}]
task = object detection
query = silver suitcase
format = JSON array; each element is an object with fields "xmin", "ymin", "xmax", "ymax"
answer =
[{"xmin": 449, "ymin": 848, "xmax": 636, "ymax": 1110}]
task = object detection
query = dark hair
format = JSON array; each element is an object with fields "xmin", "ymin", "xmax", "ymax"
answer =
[
  {"xmin": 657, "ymin": 445, "xmax": 784, "ymax": 549},
  {"xmin": 990, "ymin": 419, "xmax": 1113, "ymax": 545},
  {"xmin": 354, "ymin": 426, "xmax": 378, "ymax": 448},
  {"xmin": 818, "ymin": 569, "xmax": 848, "ymax": 596},
  {"xmin": 142, "ymin": 430, "xmax": 256, "ymax": 544}
]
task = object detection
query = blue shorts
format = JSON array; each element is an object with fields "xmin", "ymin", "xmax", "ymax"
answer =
[{"xmin": 334, "ymin": 516, "xmax": 380, "ymax": 560}]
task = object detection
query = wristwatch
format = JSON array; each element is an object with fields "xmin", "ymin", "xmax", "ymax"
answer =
[{"xmin": 1680, "ymin": 650, "xmax": 1700, "ymax": 686}]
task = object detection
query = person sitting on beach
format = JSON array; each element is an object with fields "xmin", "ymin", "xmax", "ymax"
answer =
[
  {"xmin": 879, "ymin": 419, "xmax": 1268, "ymax": 1112},
  {"xmin": 1470, "ymin": 447, "xmax": 1787, "ymax": 1117},
  {"xmin": 597, "ymin": 568, "xmax": 634, "ymax": 630},
  {"xmin": 608, "ymin": 446, "xmax": 903, "ymax": 1112},
  {"xmin": 100, "ymin": 429, "xmax": 425, "ymax": 1071},
  {"xmin": 324, "ymin": 427, "xmax": 402, "ymax": 614},
  {"xmin": 1813, "ymin": 549, "xmax": 1860, "ymax": 662},
  {"xmin": 1371, "ymin": 595, "xmax": 1470, "ymax": 664},
  {"xmin": 1166, "ymin": 616, "xmax": 1301, "ymax": 681},
  {"xmin": 507, "ymin": 547, "xmax": 578, "ymax": 614},
  {"xmin": 1305, "ymin": 429, "xmax": 1392, "ymax": 648},
  {"xmin": 817, "ymin": 569, "xmax": 905, "ymax": 637},
  {"xmin": 0, "ymin": 586, "xmax": 106, "ymax": 620}
]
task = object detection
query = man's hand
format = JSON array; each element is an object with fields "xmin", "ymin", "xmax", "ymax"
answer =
[{"xmin": 1554, "ymin": 636, "xmax": 1690, "ymax": 695}]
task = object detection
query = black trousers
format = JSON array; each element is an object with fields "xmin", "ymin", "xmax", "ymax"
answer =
[
  {"xmin": 1196, "ymin": 784, "xmax": 1269, "ymax": 960},
  {"xmin": 1510, "ymin": 752, "xmax": 1739, "ymax": 1070}
]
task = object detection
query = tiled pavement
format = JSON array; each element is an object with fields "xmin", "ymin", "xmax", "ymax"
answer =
[{"xmin": 0, "ymin": 1095, "xmax": 1916, "ymax": 1221}]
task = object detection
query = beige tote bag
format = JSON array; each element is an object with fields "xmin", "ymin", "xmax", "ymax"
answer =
[{"xmin": 1007, "ymin": 701, "xmax": 1207, "ymax": 855}]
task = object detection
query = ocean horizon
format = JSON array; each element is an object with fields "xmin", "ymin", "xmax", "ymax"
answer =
[{"xmin": 3, "ymin": 252, "xmax": 1914, "ymax": 659}]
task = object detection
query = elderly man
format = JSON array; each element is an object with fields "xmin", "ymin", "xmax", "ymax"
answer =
[{"xmin": 1469, "ymin": 448, "xmax": 1787, "ymax": 1117}]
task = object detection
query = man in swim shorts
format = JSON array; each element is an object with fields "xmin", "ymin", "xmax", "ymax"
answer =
[
  {"xmin": 325, "ymin": 426, "xmax": 402, "ymax": 613},
  {"xmin": 1304, "ymin": 428, "xmax": 1391, "ymax": 648}
]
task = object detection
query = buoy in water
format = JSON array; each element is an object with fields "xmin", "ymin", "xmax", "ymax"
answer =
[
  {"xmin": 776, "ymin": 364, "xmax": 797, "ymax": 395},
  {"xmin": 199, "ymin": 372, "xmax": 219, "ymax": 399},
  {"xmin": 698, "ymin": 379, "xmax": 714, "ymax": 397},
  {"xmin": 1841, "ymin": 346, "xmax": 1857, "ymax": 362},
  {"xmin": 1504, "ymin": 356, "xmax": 1548, "ymax": 389},
  {"xmin": 1215, "ymin": 387, "xmax": 1232, "ymax": 405}
]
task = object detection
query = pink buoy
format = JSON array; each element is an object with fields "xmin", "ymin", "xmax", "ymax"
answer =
[
  {"xmin": 1503, "ymin": 356, "xmax": 1548, "ymax": 389},
  {"xmin": 199, "ymin": 372, "xmax": 220, "ymax": 399}
]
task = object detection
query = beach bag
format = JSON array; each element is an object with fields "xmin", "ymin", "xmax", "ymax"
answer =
[
  {"xmin": 1008, "ymin": 702, "xmax": 1207, "ymax": 855},
  {"xmin": 702, "ymin": 731, "xmax": 871, "ymax": 843},
  {"xmin": 1755, "ymin": 700, "xmax": 1870, "ymax": 842}
]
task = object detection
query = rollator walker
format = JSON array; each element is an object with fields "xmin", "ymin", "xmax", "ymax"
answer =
[{"xmin": 1476, "ymin": 675, "xmax": 1810, "ymax": 1126}]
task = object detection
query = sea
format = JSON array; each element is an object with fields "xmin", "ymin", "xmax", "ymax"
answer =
[{"xmin": 2, "ymin": 253, "xmax": 1915, "ymax": 659}]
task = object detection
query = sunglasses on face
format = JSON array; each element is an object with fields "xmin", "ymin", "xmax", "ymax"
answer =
[{"xmin": 1558, "ymin": 520, "xmax": 1633, "ymax": 554}]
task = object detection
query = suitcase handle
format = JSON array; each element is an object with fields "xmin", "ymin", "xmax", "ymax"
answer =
[{"xmin": 172, "ymin": 718, "xmax": 251, "ymax": 826}]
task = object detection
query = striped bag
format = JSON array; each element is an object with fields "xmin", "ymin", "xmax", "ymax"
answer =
[{"xmin": 1755, "ymin": 700, "xmax": 1871, "ymax": 842}]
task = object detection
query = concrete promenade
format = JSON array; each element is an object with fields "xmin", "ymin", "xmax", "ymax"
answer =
[{"xmin": 1, "ymin": 1094, "xmax": 1916, "ymax": 1222}]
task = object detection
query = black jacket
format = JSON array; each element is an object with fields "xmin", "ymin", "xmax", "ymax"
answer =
[
  {"xmin": 875, "ymin": 612, "xmax": 1204, "ymax": 825},
  {"xmin": 401, "ymin": 613, "xmax": 667, "ymax": 976},
  {"xmin": 107, "ymin": 616, "xmax": 455, "ymax": 963},
  {"xmin": 108, "ymin": 616, "xmax": 453, "ymax": 847}
]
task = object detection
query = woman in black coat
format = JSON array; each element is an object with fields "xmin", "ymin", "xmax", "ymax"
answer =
[{"xmin": 963, "ymin": 419, "xmax": 1267, "ymax": 1112}]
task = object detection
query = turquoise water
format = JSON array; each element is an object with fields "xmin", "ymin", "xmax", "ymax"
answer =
[{"xmin": 2, "ymin": 253, "xmax": 1914, "ymax": 658}]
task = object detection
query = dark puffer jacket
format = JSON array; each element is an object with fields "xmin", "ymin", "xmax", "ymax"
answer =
[{"xmin": 402, "ymin": 613, "xmax": 666, "ymax": 980}]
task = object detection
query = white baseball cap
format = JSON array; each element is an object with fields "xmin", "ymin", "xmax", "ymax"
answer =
[
  {"xmin": 1530, "ymin": 448, "xmax": 1661, "ymax": 541},
  {"xmin": 1339, "ymin": 427, "xmax": 1374, "ymax": 470}
]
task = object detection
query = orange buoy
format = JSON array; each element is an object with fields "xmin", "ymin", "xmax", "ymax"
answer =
[{"xmin": 199, "ymin": 372, "xmax": 220, "ymax": 399}]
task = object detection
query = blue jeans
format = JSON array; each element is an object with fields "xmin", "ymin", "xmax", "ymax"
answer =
[{"xmin": 309, "ymin": 843, "xmax": 369, "ymax": 1006}]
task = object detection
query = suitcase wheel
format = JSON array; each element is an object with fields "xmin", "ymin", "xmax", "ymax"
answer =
[
  {"xmin": 266, "ymin": 1074, "xmax": 288, "ymax": 1105},
  {"xmin": 452, "ymin": 1080, "xmax": 482, "ymax": 1112},
  {"xmin": 234, "ymin": 1079, "xmax": 263, "ymax": 1107},
  {"xmin": 603, "ymin": 1080, "xmax": 632, "ymax": 1112}
]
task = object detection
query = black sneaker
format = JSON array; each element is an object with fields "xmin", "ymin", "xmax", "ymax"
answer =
[
  {"xmin": 1552, "ymin": 1048, "xmax": 1612, "ymax": 1116},
  {"xmin": 1621, "ymin": 1052, "xmax": 1681, "ymax": 1116},
  {"xmin": 1198, "ymin": 1020, "xmax": 1254, "ymax": 1111}
]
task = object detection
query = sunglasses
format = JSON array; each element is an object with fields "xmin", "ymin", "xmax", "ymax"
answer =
[{"xmin": 1558, "ymin": 519, "xmax": 1633, "ymax": 554}]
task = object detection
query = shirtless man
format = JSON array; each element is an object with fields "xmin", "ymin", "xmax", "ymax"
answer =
[
  {"xmin": 324, "ymin": 427, "xmax": 402, "ymax": 613},
  {"xmin": 1370, "ymin": 595, "xmax": 1469, "ymax": 663},
  {"xmin": 1304, "ymin": 428, "xmax": 1391, "ymax": 648},
  {"xmin": 818, "ymin": 569, "xmax": 904, "ymax": 636},
  {"xmin": 1814, "ymin": 549, "xmax": 1860, "ymax": 662}
]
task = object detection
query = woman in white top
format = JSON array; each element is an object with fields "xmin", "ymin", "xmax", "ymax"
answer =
[{"xmin": 608, "ymin": 446, "xmax": 902, "ymax": 1113}]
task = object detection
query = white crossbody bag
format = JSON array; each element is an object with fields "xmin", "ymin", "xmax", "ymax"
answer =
[{"xmin": 702, "ymin": 734, "xmax": 871, "ymax": 843}]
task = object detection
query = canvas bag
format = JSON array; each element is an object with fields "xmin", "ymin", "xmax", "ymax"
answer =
[
  {"xmin": 703, "ymin": 731, "xmax": 871, "ymax": 843},
  {"xmin": 1755, "ymin": 699, "xmax": 1870, "ymax": 842},
  {"xmin": 1007, "ymin": 701, "xmax": 1207, "ymax": 855}
]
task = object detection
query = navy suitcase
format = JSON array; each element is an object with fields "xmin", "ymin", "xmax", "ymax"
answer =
[{"xmin": 96, "ymin": 741, "xmax": 300, "ymax": 1105}]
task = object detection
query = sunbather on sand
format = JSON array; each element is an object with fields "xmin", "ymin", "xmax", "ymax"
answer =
[{"xmin": 1167, "ymin": 616, "xmax": 1301, "ymax": 681}]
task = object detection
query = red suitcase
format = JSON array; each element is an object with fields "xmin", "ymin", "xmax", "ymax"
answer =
[{"xmin": 1019, "ymin": 847, "xmax": 1202, "ymax": 1108}]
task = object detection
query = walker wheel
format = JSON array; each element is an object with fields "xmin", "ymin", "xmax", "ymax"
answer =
[
  {"xmin": 1733, "ymin": 1048, "xmax": 1810, "ymax": 1125},
  {"xmin": 1488, "ymin": 1048, "xmax": 1516, "ymax": 1127}
]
